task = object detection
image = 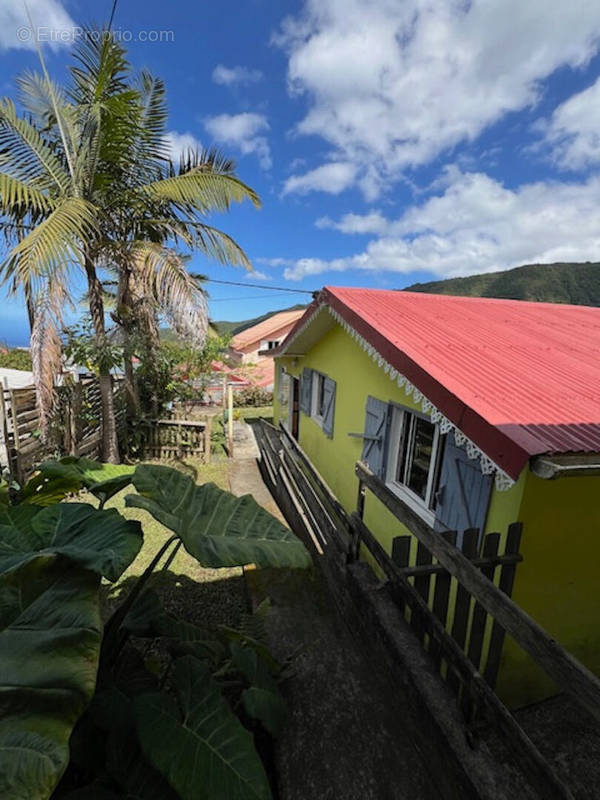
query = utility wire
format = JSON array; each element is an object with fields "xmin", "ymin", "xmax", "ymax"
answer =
[
  {"xmin": 203, "ymin": 278, "xmax": 315, "ymax": 294},
  {"xmin": 108, "ymin": 0, "xmax": 118, "ymax": 30},
  {"xmin": 209, "ymin": 293, "xmax": 306, "ymax": 303}
]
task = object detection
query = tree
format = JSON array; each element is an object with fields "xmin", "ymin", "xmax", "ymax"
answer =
[{"xmin": 0, "ymin": 30, "xmax": 259, "ymax": 460}]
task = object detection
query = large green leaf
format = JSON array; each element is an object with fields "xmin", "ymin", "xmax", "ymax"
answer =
[
  {"xmin": 126, "ymin": 464, "xmax": 311, "ymax": 569},
  {"xmin": 0, "ymin": 557, "xmax": 102, "ymax": 800},
  {"xmin": 29, "ymin": 458, "xmax": 135, "ymax": 506},
  {"xmin": 230, "ymin": 643, "xmax": 288, "ymax": 737},
  {"xmin": 0, "ymin": 503, "xmax": 142, "ymax": 581},
  {"xmin": 134, "ymin": 656, "xmax": 272, "ymax": 800}
]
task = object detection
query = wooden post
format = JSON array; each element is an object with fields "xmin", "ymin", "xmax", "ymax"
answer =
[
  {"xmin": 204, "ymin": 416, "xmax": 212, "ymax": 464},
  {"xmin": 8, "ymin": 389, "xmax": 22, "ymax": 483},
  {"xmin": 70, "ymin": 382, "xmax": 82, "ymax": 456},
  {"xmin": 227, "ymin": 384, "xmax": 234, "ymax": 458}
]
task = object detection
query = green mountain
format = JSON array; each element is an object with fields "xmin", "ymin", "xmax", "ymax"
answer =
[
  {"xmin": 213, "ymin": 304, "xmax": 307, "ymax": 336},
  {"xmin": 404, "ymin": 262, "xmax": 600, "ymax": 306}
]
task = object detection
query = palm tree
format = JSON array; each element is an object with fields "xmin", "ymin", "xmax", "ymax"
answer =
[{"xmin": 0, "ymin": 30, "xmax": 259, "ymax": 461}]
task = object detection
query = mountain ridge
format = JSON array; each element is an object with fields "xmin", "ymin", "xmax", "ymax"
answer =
[{"xmin": 403, "ymin": 262, "xmax": 600, "ymax": 306}]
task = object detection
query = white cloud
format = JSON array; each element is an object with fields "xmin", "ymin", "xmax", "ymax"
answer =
[
  {"xmin": 204, "ymin": 112, "xmax": 271, "ymax": 169},
  {"xmin": 212, "ymin": 64, "xmax": 263, "ymax": 87},
  {"xmin": 246, "ymin": 270, "xmax": 271, "ymax": 281},
  {"xmin": 273, "ymin": 170, "xmax": 600, "ymax": 280},
  {"xmin": 542, "ymin": 77, "xmax": 600, "ymax": 170},
  {"xmin": 163, "ymin": 131, "xmax": 203, "ymax": 161},
  {"xmin": 274, "ymin": 0, "xmax": 600, "ymax": 197},
  {"xmin": 282, "ymin": 161, "xmax": 357, "ymax": 196},
  {"xmin": 0, "ymin": 0, "xmax": 76, "ymax": 50},
  {"xmin": 316, "ymin": 210, "xmax": 388, "ymax": 235}
]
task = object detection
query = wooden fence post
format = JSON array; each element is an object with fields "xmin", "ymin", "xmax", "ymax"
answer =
[
  {"xmin": 204, "ymin": 416, "xmax": 212, "ymax": 464},
  {"xmin": 227, "ymin": 385, "xmax": 234, "ymax": 458},
  {"xmin": 69, "ymin": 383, "xmax": 83, "ymax": 456}
]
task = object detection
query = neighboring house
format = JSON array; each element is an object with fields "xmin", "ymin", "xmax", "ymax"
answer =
[
  {"xmin": 273, "ymin": 286, "xmax": 600, "ymax": 709},
  {"xmin": 229, "ymin": 310, "xmax": 305, "ymax": 389}
]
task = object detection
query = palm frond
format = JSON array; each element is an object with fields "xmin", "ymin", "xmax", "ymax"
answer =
[
  {"xmin": 69, "ymin": 29, "xmax": 130, "ymax": 105},
  {"xmin": 0, "ymin": 99, "xmax": 70, "ymax": 192},
  {"xmin": 142, "ymin": 166, "xmax": 261, "ymax": 213},
  {"xmin": 191, "ymin": 222, "xmax": 252, "ymax": 269},
  {"xmin": 2, "ymin": 198, "xmax": 98, "ymax": 287},
  {"xmin": 29, "ymin": 279, "xmax": 65, "ymax": 433},
  {"xmin": 133, "ymin": 242, "xmax": 208, "ymax": 347},
  {"xmin": 0, "ymin": 172, "xmax": 56, "ymax": 216}
]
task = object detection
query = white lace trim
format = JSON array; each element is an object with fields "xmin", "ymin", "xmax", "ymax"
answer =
[{"xmin": 280, "ymin": 302, "xmax": 515, "ymax": 491}]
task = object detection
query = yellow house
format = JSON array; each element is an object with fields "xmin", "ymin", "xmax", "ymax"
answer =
[{"xmin": 272, "ymin": 286, "xmax": 600, "ymax": 708}]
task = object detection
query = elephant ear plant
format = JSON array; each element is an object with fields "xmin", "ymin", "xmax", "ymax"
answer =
[{"xmin": 0, "ymin": 461, "xmax": 311, "ymax": 800}]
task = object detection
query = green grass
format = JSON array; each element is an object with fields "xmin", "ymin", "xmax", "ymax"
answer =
[
  {"xmin": 99, "ymin": 458, "xmax": 246, "ymax": 629},
  {"xmin": 238, "ymin": 405, "xmax": 273, "ymax": 421}
]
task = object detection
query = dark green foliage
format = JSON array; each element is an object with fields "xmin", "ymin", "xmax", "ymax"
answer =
[
  {"xmin": 0, "ymin": 460, "xmax": 308, "ymax": 799},
  {"xmin": 30, "ymin": 457, "xmax": 135, "ymax": 507},
  {"xmin": 0, "ymin": 502, "xmax": 142, "ymax": 580},
  {"xmin": 134, "ymin": 657, "xmax": 271, "ymax": 800},
  {"xmin": 405, "ymin": 261, "xmax": 600, "ymax": 306}
]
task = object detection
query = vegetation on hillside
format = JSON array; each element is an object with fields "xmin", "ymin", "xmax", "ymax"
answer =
[
  {"xmin": 0, "ymin": 346, "xmax": 32, "ymax": 371},
  {"xmin": 404, "ymin": 262, "xmax": 600, "ymax": 305}
]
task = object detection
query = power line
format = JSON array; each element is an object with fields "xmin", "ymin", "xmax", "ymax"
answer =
[
  {"xmin": 203, "ymin": 278, "xmax": 315, "ymax": 295},
  {"xmin": 209, "ymin": 293, "xmax": 306, "ymax": 303},
  {"xmin": 108, "ymin": 0, "xmax": 118, "ymax": 30}
]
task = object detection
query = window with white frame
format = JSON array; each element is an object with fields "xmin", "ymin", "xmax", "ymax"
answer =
[
  {"xmin": 266, "ymin": 340, "xmax": 280, "ymax": 349},
  {"xmin": 386, "ymin": 405, "xmax": 443, "ymax": 519},
  {"xmin": 311, "ymin": 371, "xmax": 327, "ymax": 420}
]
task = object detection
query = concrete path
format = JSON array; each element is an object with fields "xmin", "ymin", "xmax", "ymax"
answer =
[{"xmin": 228, "ymin": 455, "xmax": 440, "ymax": 800}]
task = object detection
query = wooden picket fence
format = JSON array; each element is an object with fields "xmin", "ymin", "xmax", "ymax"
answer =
[
  {"xmin": 134, "ymin": 417, "xmax": 212, "ymax": 462},
  {"xmin": 0, "ymin": 377, "xmax": 126, "ymax": 482},
  {"xmin": 255, "ymin": 419, "xmax": 600, "ymax": 800}
]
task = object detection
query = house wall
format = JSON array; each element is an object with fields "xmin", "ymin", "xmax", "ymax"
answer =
[
  {"xmin": 495, "ymin": 471, "xmax": 600, "ymax": 706},
  {"xmin": 274, "ymin": 319, "xmax": 600, "ymax": 710},
  {"xmin": 233, "ymin": 321, "xmax": 300, "ymax": 365}
]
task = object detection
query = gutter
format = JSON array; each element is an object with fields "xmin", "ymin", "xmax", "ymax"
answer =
[{"xmin": 531, "ymin": 455, "xmax": 600, "ymax": 480}]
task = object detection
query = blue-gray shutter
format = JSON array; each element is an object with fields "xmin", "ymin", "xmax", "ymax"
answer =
[
  {"xmin": 434, "ymin": 432, "xmax": 492, "ymax": 548},
  {"xmin": 322, "ymin": 377, "xmax": 336, "ymax": 438},
  {"xmin": 299, "ymin": 368, "xmax": 313, "ymax": 414},
  {"xmin": 361, "ymin": 396, "xmax": 390, "ymax": 478}
]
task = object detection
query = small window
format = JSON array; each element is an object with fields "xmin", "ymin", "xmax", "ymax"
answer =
[
  {"xmin": 267, "ymin": 340, "xmax": 280, "ymax": 350},
  {"xmin": 386, "ymin": 406, "xmax": 442, "ymax": 520}
]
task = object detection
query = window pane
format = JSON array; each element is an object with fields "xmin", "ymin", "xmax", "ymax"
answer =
[
  {"xmin": 406, "ymin": 417, "xmax": 435, "ymax": 500},
  {"xmin": 395, "ymin": 412, "xmax": 411, "ymax": 484},
  {"xmin": 317, "ymin": 375, "xmax": 326, "ymax": 416}
]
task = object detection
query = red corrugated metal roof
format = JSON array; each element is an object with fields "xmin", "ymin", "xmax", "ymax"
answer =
[{"xmin": 281, "ymin": 287, "xmax": 600, "ymax": 479}]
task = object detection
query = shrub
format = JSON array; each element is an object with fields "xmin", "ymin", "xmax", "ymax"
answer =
[
  {"xmin": 233, "ymin": 387, "xmax": 273, "ymax": 408},
  {"xmin": 0, "ymin": 345, "xmax": 32, "ymax": 371}
]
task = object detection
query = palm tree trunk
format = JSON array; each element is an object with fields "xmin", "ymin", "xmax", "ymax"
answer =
[
  {"xmin": 85, "ymin": 254, "xmax": 120, "ymax": 463},
  {"xmin": 117, "ymin": 268, "xmax": 141, "ymax": 419}
]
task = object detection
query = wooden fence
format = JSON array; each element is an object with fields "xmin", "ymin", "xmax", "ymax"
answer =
[
  {"xmin": 134, "ymin": 417, "xmax": 212, "ymax": 462},
  {"xmin": 255, "ymin": 419, "xmax": 600, "ymax": 800},
  {"xmin": 1, "ymin": 377, "xmax": 126, "ymax": 482}
]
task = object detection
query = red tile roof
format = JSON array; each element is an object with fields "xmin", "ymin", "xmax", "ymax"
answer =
[
  {"xmin": 280, "ymin": 287, "xmax": 600, "ymax": 480},
  {"xmin": 231, "ymin": 310, "xmax": 305, "ymax": 351}
]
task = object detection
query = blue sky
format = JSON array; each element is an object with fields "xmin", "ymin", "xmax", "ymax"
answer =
[{"xmin": 1, "ymin": 0, "xmax": 600, "ymax": 345}]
